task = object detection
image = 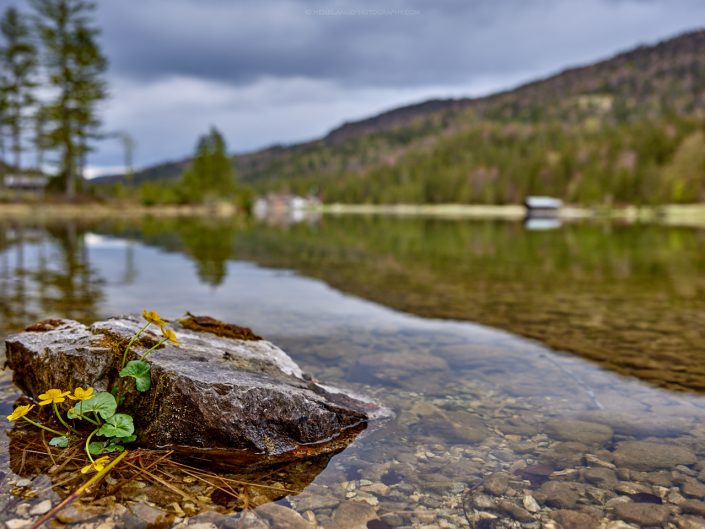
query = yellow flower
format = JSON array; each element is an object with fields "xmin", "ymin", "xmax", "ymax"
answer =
[
  {"xmin": 68, "ymin": 387, "xmax": 94, "ymax": 401},
  {"xmin": 161, "ymin": 326, "xmax": 180, "ymax": 346},
  {"xmin": 38, "ymin": 389, "xmax": 70, "ymax": 406},
  {"xmin": 81, "ymin": 456, "xmax": 110, "ymax": 474},
  {"xmin": 7, "ymin": 404, "xmax": 34, "ymax": 422},
  {"xmin": 143, "ymin": 309, "xmax": 166, "ymax": 327}
]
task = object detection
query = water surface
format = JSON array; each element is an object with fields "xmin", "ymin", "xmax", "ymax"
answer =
[{"xmin": 1, "ymin": 215, "xmax": 705, "ymax": 528}]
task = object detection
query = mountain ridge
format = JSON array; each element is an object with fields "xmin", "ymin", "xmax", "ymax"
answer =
[{"xmin": 95, "ymin": 28, "xmax": 705, "ymax": 204}]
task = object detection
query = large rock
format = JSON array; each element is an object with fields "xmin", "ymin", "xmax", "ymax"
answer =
[{"xmin": 6, "ymin": 315, "xmax": 382, "ymax": 456}]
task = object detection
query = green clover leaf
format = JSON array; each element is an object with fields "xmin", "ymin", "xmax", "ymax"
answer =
[
  {"xmin": 76, "ymin": 391, "xmax": 117, "ymax": 420},
  {"xmin": 49, "ymin": 436, "xmax": 69, "ymax": 448},
  {"xmin": 119, "ymin": 359, "xmax": 152, "ymax": 392},
  {"xmin": 88, "ymin": 440, "xmax": 126, "ymax": 454},
  {"xmin": 96, "ymin": 413, "xmax": 134, "ymax": 438}
]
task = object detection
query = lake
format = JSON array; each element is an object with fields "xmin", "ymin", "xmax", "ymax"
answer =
[{"xmin": 1, "ymin": 214, "xmax": 705, "ymax": 528}]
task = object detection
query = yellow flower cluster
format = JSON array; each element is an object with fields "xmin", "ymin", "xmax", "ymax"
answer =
[
  {"xmin": 142, "ymin": 309, "xmax": 165, "ymax": 327},
  {"xmin": 69, "ymin": 387, "xmax": 94, "ymax": 401},
  {"xmin": 81, "ymin": 456, "xmax": 110, "ymax": 474},
  {"xmin": 6, "ymin": 404, "xmax": 34, "ymax": 422},
  {"xmin": 161, "ymin": 326, "xmax": 180, "ymax": 346},
  {"xmin": 143, "ymin": 309, "xmax": 180, "ymax": 346},
  {"xmin": 5, "ymin": 387, "xmax": 97, "ymax": 422},
  {"xmin": 36, "ymin": 386, "xmax": 95, "ymax": 406},
  {"xmin": 38, "ymin": 388, "xmax": 70, "ymax": 405}
]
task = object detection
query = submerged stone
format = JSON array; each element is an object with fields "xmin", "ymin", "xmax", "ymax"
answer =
[{"xmin": 5, "ymin": 315, "xmax": 383, "ymax": 457}]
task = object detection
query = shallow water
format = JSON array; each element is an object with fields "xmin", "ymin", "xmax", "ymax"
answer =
[{"xmin": 2, "ymin": 216, "xmax": 705, "ymax": 528}]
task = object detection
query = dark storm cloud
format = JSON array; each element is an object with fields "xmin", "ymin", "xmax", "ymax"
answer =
[
  {"xmin": 97, "ymin": 0, "xmax": 705, "ymax": 87},
  {"xmin": 83, "ymin": 0, "xmax": 705, "ymax": 172}
]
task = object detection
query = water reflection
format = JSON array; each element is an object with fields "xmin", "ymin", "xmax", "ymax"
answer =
[
  {"xmin": 523, "ymin": 216, "xmax": 562, "ymax": 230},
  {"xmin": 0, "ymin": 222, "xmax": 102, "ymax": 332}
]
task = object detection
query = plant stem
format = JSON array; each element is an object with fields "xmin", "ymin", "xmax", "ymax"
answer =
[
  {"xmin": 140, "ymin": 338, "xmax": 167, "ymax": 360},
  {"xmin": 76, "ymin": 413, "xmax": 100, "ymax": 426},
  {"xmin": 85, "ymin": 428, "xmax": 99, "ymax": 462},
  {"xmin": 52, "ymin": 402, "xmax": 78, "ymax": 434},
  {"xmin": 70, "ymin": 401, "xmax": 100, "ymax": 425},
  {"xmin": 121, "ymin": 322, "xmax": 150, "ymax": 369},
  {"xmin": 21, "ymin": 416, "xmax": 65, "ymax": 437}
]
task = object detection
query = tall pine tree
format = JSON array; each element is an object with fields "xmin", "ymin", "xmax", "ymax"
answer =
[
  {"xmin": 31, "ymin": 0, "xmax": 107, "ymax": 197},
  {"xmin": 0, "ymin": 6, "xmax": 37, "ymax": 176}
]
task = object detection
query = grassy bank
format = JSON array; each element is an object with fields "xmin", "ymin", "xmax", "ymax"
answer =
[
  {"xmin": 2, "ymin": 200, "xmax": 705, "ymax": 228},
  {"xmin": 318, "ymin": 202, "xmax": 705, "ymax": 227},
  {"xmin": 0, "ymin": 201, "xmax": 241, "ymax": 219}
]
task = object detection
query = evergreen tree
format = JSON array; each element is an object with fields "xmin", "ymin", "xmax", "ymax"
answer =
[
  {"xmin": 0, "ymin": 88, "xmax": 6, "ymax": 181},
  {"xmin": 33, "ymin": 104, "xmax": 49, "ymax": 170},
  {"xmin": 31, "ymin": 0, "xmax": 107, "ymax": 197},
  {"xmin": 181, "ymin": 127, "xmax": 235, "ymax": 202},
  {"xmin": 0, "ymin": 6, "xmax": 37, "ymax": 175}
]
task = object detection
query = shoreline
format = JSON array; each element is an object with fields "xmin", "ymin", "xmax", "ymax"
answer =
[
  {"xmin": 0, "ymin": 202, "xmax": 240, "ymax": 219},
  {"xmin": 318, "ymin": 202, "xmax": 705, "ymax": 227},
  {"xmin": 0, "ymin": 201, "xmax": 704, "ymax": 227}
]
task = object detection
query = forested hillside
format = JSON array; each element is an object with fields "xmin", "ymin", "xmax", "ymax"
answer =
[{"xmin": 98, "ymin": 30, "xmax": 705, "ymax": 205}]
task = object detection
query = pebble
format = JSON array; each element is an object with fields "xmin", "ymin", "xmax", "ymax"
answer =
[
  {"xmin": 551, "ymin": 509, "xmax": 600, "ymax": 529},
  {"xmin": 523, "ymin": 494, "xmax": 540, "ymax": 513},
  {"xmin": 129, "ymin": 503, "xmax": 170, "ymax": 525},
  {"xmin": 614, "ymin": 481, "xmax": 652, "ymax": 495},
  {"xmin": 473, "ymin": 494, "xmax": 495, "ymax": 509},
  {"xmin": 583, "ymin": 467, "xmax": 617, "ymax": 488},
  {"xmin": 294, "ymin": 492, "xmax": 340, "ymax": 511},
  {"xmin": 541, "ymin": 441, "xmax": 588, "ymax": 469},
  {"xmin": 256, "ymin": 503, "xmax": 315, "ymax": 529},
  {"xmin": 28, "ymin": 499, "xmax": 52, "ymax": 516},
  {"xmin": 585, "ymin": 453, "xmax": 615, "ymax": 469},
  {"xmin": 360, "ymin": 483, "xmax": 390, "ymax": 496},
  {"xmin": 669, "ymin": 489, "xmax": 688, "ymax": 504},
  {"xmin": 584, "ymin": 487, "xmax": 611, "ymax": 504},
  {"xmin": 536, "ymin": 480, "xmax": 583, "ymax": 509},
  {"xmin": 5, "ymin": 520, "xmax": 32, "ymax": 529},
  {"xmin": 605, "ymin": 522, "xmax": 639, "ymax": 529},
  {"xmin": 613, "ymin": 441, "xmax": 697, "ymax": 471},
  {"xmin": 55, "ymin": 506, "xmax": 98, "ymax": 524},
  {"xmin": 682, "ymin": 480, "xmax": 705, "ymax": 498},
  {"xmin": 330, "ymin": 501, "xmax": 377, "ymax": 529},
  {"xmin": 496, "ymin": 499, "xmax": 533, "ymax": 522},
  {"xmin": 677, "ymin": 516, "xmax": 705, "ymax": 529},
  {"xmin": 545, "ymin": 419, "xmax": 613, "ymax": 445},
  {"xmin": 613, "ymin": 502, "xmax": 672, "ymax": 525},
  {"xmin": 681, "ymin": 499, "xmax": 705, "ymax": 516},
  {"xmin": 483, "ymin": 472, "xmax": 509, "ymax": 496},
  {"xmin": 234, "ymin": 511, "xmax": 269, "ymax": 529}
]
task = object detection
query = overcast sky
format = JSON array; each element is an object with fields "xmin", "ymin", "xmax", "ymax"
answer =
[{"xmin": 15, "ymin": 0, "xmax": 705, "ymax": 176}]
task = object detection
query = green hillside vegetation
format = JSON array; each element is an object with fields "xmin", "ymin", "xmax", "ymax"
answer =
[
  {"xmin": 262, "ymin": 116, "xmax": 705, "ymax": 205},
  {"xmin": 96, "ymin": 30, "xmax": 705, "ymax": 206}
]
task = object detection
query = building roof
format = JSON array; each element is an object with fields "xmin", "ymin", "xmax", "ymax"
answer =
[{"xmin": 524, "ymin": 196, "xmax": 562, "ymax": 209}]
